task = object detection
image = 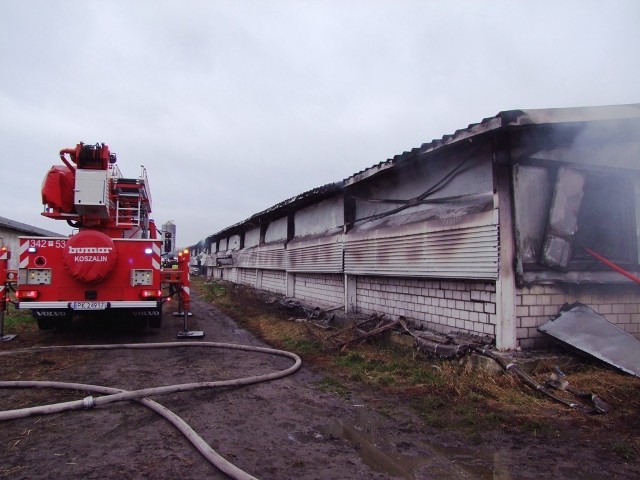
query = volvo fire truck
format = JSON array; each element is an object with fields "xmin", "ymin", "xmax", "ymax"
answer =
[{"xmin": 7, "ymin": 142, "xmax": 190, "ymax": 330}]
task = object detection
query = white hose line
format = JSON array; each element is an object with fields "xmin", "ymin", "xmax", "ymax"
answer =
[
  {"xmin": 0, "ymin": 341, "xmax": 302, "ymax": 480},
  {"xmin": 4, "ymin": 380, "xmax": 259, "ymax": 480},
  {"xmin": 0, "ymin": 342, "xmax": 302, "ymax": 420}
]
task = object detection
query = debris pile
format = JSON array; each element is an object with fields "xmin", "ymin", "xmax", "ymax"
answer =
[
  {"xmin": 274, "ymin": 293, "xmax": 611, "ymax": 414},
  {"xmin": 321, "ymin": 314, "xmax": 400, "ymax": 352},
  {"xmin": 399, "ymin": 318, "xmax": 494, "ymax": 359}
]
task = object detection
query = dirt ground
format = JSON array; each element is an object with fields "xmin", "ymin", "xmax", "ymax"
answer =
[{"xmin": 1, "ymin": 292, "xmax": 639, "ymax": 480}]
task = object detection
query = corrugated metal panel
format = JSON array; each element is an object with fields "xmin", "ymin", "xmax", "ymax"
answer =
[
  {"xmin": 235, "ymin": 244, "xmax": 287, "ymax": 270},
  {"xmin": 256, "ymin": 244, "xmax": 287, "ymax": 270},
  {"xmin": 236, "ymin": 248, "xmax": 258, "ymax": 268},
  {"xmin": 344, "ymin": 225, "xmax": 498, "ymax": 279},
  {"xmin": 287, "ymin": 241, "xmax": 343, "ymax": 273},
  {"xmin": 539, "ymin": 303, "xmax": 640, "ymax": 377}
]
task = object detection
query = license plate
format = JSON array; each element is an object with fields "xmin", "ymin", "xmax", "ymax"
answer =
[{"xmin": 71, "ymin": 301, "xmax": 107, "ymax": 310}]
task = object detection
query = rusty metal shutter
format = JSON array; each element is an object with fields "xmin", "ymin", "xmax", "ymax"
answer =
[
  {"xmin": 287, "ymin": 236, "xmax": 344, "ymax": 273},
  {"xmin": 236, "ymin": 248, "xmax": 257, "ymax": 268},
  {"xmin": 255, "ymin": 243, "xmax": 287, "ymax": 270},
  {"xmin": 236, "ymin": 244, "xmax": 287, "ymax": 270},
  {"xmin": 344, "ymin": 224, "xmax": 498, "ymax": 279}
]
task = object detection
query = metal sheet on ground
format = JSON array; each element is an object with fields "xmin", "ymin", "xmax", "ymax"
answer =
[{"xmin": 539, "ymin": 303, "xmax": 640, "ymax": 377}]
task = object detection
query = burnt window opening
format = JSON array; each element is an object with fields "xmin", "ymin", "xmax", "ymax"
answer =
[
  {"xmin": 514, "ymin": 163, "xmax": 639, "ymax": 272},
  {"xmin": 573, "ymin": 173, "xmax": 637, "ymax": 266}
]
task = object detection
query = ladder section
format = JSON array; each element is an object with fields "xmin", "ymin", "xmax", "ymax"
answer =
[{"xmin": 113, "ymin": 167, "xmax": 152, "ymax": 228}]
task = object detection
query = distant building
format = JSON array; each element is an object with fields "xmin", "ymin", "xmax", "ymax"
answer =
[
  {"xmin": 188, "ymin": 240, "xmax": 206, "ymax": 274},
  {"xmin": 201, "ymin": 104, "xmax": 640, "ymax": 350},
  {"xmin": 161, "ymin": 221, "xmax": 177, "ymax": 256},
  {"xmin": 0, "ymin": 216, "xmax": 63, "ymax": 270}
]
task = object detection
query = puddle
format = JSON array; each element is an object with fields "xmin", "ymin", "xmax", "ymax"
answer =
[
  {"xmin": 429, "ymin": 443, "xmax": 513, "ymax": 479},
  {"xmin": 317, "ymin": 418, "xmax": 426, "ymax": 479},
  {"xmin": 315, "ymin": 415, "xmax": 516, "ymax": 479}
]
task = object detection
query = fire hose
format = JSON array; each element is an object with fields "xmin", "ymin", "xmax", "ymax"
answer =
[
  {"xmin": 0, "ymin": 341, "xmax": 302, "ymax": 480},
  {"xmin": 583, "ymin": 246, "xmax": 640, "ymax": 284}
]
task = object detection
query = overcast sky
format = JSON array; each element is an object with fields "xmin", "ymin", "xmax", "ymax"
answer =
[{"xmin": 1, "ymin": 0, "xmax": 639, "ymax": 246}]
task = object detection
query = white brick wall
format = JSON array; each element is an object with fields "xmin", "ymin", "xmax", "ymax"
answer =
[
  {"xmin": 238, "ymin": 268, "xmax": 257, "ymax": 287},
  {"xmin": 262, "ymin": 270, "xmax": 286, "ymax": 295},
  {"xmin": 208, "ymin": 267, "xmax": 640, "ymax": 351},
  {"xmin": 517, "ymin": 284, "xmax": 640, "ymax": 348},
  {"xmin": 294, "ymin": 273, "xmax": 344, "ymax": 308},
  {"xmin": 225, "ymin": 268, "xmax": 239, "ymax": 283},
  {"xmin": 356, "ymin": 276, "xmax": 496, "ymax": 337}
]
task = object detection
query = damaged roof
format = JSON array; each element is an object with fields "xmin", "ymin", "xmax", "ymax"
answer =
[
  {"xmin": 205, "ymin": 104, "xmax": 640, "ymax": 243},
  {"xmin": 345, "ymin": 103, "xmax": 640, "ymax": 185}
]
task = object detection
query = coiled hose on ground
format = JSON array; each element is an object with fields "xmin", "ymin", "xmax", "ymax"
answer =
[{"xmin": 0, "ymin": 341, "xmax": 303, "ymax": 480}]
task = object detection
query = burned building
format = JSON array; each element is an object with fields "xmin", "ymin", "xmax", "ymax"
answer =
[{"xmin": 199, "ymin": 104, "xmax": 640, "ymax": 349}]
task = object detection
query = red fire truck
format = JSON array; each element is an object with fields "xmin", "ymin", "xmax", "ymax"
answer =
[{"xmin": 8, "ymin": 142, "xmax": 189, "ymax": 330}]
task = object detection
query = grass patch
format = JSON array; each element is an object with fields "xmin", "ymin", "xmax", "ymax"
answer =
[
  {"xmin": 411, "ymin": 395, "xmax": 448, "ymax": 428},
  {"xmin": 518, "ymin": 419, "xmax": 556, "ymax": 436},
  {"xmin": 192, "ymin": 278, "xmax": 322, "ymax": 358},
  {"xmin": 200, "ymin": 282, "xmax": 227, "ymax": 302},
  {"xmin": 281, "ymin": 337, "xmax": 320, "ymax": 356},
  {"xmin": 317, "ymin": 376, "xmax": 351, "ymax": 400},
  {"xmin": 2, "ymin": 308, "xmax": 34, "ymax": 333},
  {"xmin": 612, "ymin": 440, "xmax": 636, "ymax": 461},
  {"xmin": 332, "ymin": 346, "xmax": 450, "ymax": 392}
]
